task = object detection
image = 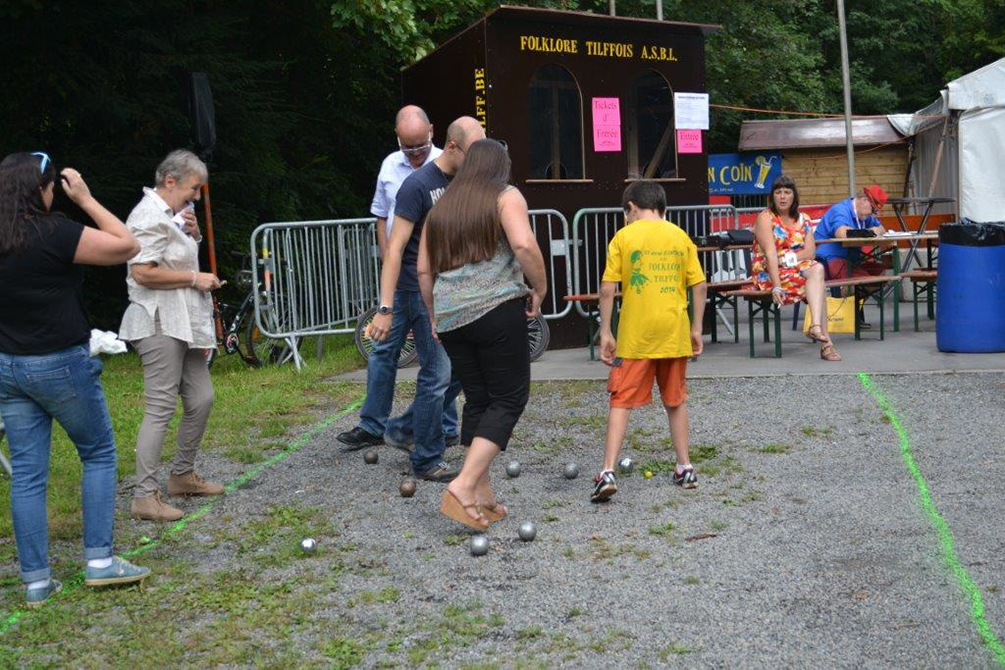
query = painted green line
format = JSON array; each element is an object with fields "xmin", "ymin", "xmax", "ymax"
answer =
[
  {"xmin": 859, "ymin": 372, "xmax": 1005, "ymax": 666},
  {"xmin": 0, "ymin": 394, "xmax": 364, "ymax": 635}
]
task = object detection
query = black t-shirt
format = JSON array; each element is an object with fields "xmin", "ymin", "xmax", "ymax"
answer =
[
  {"xmin": 0, "ymin": 215, "xmax": 90, "ymax": 355},
  {"xmin": 393, "ymin": 161, "xmax": 451, "ymax": 291}
]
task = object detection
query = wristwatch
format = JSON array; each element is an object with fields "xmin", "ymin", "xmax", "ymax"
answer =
[{"xmin": 377, "ymin": 305, "xmax": 392, "ymax": 315}]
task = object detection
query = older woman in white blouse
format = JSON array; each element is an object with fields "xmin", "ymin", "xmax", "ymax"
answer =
[{"xmin": 119, "ymin": 150, "xmax": 223, "ymax": 522}]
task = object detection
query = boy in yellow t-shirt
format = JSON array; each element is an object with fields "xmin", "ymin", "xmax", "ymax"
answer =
[{"xmin": 591, "ymin": 182, "xmax": 707, "ymax": 503}]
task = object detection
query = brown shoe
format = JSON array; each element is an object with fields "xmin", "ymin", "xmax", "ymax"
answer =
[
  {"xmin": 168, "ymin": 471, "xmax": 225, "ymax": 497},
  {"xmin": 131, "ymin": 491, "xmax": 184, "ymax": 522}
]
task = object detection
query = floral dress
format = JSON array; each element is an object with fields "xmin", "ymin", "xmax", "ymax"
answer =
[{"xmin": 750, "ymin": 211, "xmax": 816, "ymax": 305}]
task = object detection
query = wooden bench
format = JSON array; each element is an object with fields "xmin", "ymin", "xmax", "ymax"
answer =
[
  {"xmin": 723, "ymin": 274, "xmax": 902, "ymax": 358},
  {"xmin": 900, "ymin": 269, "xmax": 938, "ymax": 331}
]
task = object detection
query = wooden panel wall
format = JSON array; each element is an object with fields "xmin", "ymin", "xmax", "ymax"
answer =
[{"xmin": 782, "ymin": 146, "xmax": 909, "ymax": 206}]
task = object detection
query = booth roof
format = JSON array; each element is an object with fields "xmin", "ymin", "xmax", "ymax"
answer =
[{"xmin": 738, "ymin": 117, "xmax": 904, "ymax": 151}]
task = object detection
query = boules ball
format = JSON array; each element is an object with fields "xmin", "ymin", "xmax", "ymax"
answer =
[
  {"xmin": 505, "ymin": 460, "xmax": 521, "ymax": 478},
  {"xmin": 399, "ymin": 479, "xmax": 416, "ymax": 498},
  {"xmin": 617, "ymin": 457, "xmax": 634, "ymax": 474},
  {"xmin": 300, "ymin": 538, "xmax": 317, "ymax": 554},
  {"xmin": 363, "ymin": 449, "xmax": 379, "ymax": 465},
  {"xmin": 644, "ymin": 470, "xmax": 654, "ymax": 479},
  {"xmin": 563, "ymin": 462, "xmax": 579, "ymax": 479},
  {"xmin": 518, "ymin": 521, "xmax": 537, "ymax": 542},
  {"xmin": 470, "ymin": 535, "xmax": 489, "ymax": 557}
]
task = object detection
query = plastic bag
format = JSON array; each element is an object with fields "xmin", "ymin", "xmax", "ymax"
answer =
[{"xmin": 89, "ymin": 329, "xmax": 127, "ymax": 356}]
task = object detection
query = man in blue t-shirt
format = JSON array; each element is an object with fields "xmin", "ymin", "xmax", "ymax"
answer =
[
  {"xmin": 814, "ymin": 185, "xmax": 889, "ymax": 279},
  {"xmin": 338, "ymin": 116, "xmax": 485, "ymax": 481}
]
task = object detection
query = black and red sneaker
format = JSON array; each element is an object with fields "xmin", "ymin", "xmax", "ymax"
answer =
[
  {"xmin": 673, "ymin": 467, "xmax": 698, "ymax": 489},
  {"xmin": 590, "ymin": 470, "xmax": 618, "ymax": 503}
]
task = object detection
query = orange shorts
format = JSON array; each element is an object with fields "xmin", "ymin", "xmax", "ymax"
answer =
[{"xmin": 607, "ymin": 357, "xmax": 687, "ymax": 409}]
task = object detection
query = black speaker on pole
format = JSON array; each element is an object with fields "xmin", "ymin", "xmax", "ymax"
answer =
[{"xmin": 188, "ymin": 72, "xmax": 216, "ymax": 160}]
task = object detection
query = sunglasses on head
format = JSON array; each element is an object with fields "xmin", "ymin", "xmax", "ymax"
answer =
[{"xmin": 30, "ymin": 151, "xmax": 51, "ymax": 174}]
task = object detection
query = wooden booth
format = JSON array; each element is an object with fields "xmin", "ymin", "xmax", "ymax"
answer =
[{"xmin": 402, "ymin": 6, "xmax": 719, "ymax": 347}]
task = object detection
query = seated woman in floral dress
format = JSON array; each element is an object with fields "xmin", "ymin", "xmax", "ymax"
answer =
[{"xmin": 750, "ymin": 175, "xmax": 840, "ymax": 361}]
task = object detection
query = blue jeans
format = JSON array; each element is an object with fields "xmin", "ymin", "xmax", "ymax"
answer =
[
  {"xmin": 358, "ymin": 290, "xmax": 462, "ymax": 472},
  {"xmin": 0, "ymin": 344, "xmax": 116, "ymax": 583}
]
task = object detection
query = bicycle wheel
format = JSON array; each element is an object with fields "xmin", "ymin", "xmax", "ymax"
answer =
[
  {"xmin": 244, "ymin": 309, "xmax": 295, "ymax": 367},
  {"xmin": 528, "ymin": 314, "xmax": 550, "ymax": 362},
  {"xmin": 354, "ymin": 307, "xmax": 419, "ymax": 368}
]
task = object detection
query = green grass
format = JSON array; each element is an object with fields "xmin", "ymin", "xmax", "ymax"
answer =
[
  {"xmin": 801, "ymin": 425, "xmax": 834, "ymax": 438},
  {"xmin": 0, "ymin": 337, "xmax": 361, "ymax": 541},
  {"xmin": 756, "ymin": 443, "xmax": 792, "ymax": 454},
  {"xmin": 647, "ymin": 522, "xmax": 676, "ymax": 539}
]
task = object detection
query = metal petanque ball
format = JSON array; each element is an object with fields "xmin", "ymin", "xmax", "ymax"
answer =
[
  {"xmin": 518, "ymin": 521, "xmax": 537, "ymax": 542},
  {"xmin": 363, "ymin": 449, "xmax": 379, "ymax": 465},
  {"xmin": 300, "ymin": 538, "xmax": 317, "ymax": 554},
  {"xmin": 617, "ymin": 457, "xmax": 634, "ymax": 474},
  {"xmin": 470, "ymin": 535, "xmax": 489, "ymax": 556},
  {"xmin": 399, "ymin": 479, "xmax": 416, "ymax": 498},
  {"xmin": 505, "ymin": 460, "xmax": 521, "ymax": 478},
  {"xmin": 563, "ymin": 462, "xmax": 579, "ymax": 479}
]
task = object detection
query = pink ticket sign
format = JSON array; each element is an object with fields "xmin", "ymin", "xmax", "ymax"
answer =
[
  {"xmin": 677, "ymin": 129, "xmax": 702, "ymax": 154},
  {"xmin": 592, "ymin": 97, "xmax": 622, "ymax": 152}
]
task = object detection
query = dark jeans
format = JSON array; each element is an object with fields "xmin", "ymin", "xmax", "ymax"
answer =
[
  {"xmin": 0, "ymin": 344, "xmax": 116, "ymax": 582},
  {"xmin": 358, "ymin": 289, "xmax": 462, "ymax": 472},
  {"xmin": 439, "ymin": 299, "xmax": 530, "ymax": 451}
]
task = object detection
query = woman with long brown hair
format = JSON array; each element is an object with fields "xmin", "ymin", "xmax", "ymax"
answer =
[{"xmin": 418, "ymin": 138, "xmax": 547, "ymax": 530}]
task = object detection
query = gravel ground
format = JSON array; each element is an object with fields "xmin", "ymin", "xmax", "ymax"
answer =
[{"xmin": 3, "ymin": 372, "xmax": 1004, "ymax": 667}]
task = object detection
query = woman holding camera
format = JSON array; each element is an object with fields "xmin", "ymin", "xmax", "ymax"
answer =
[
  {"xmin": 0, "ymin": 151, "xmax": 149, "ymax": 607},
  {"xmin": 751, "ymin": 175, "xmax": 840, "ymax": 361}
]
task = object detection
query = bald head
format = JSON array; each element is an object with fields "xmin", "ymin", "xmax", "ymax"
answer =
[
  {"xmin": 395, "ymin": 105, "xmax": 433, "ymax": 168},
  {"xmin": 445, "ymin": 116, "xmax": 486, "ymax": 153}
]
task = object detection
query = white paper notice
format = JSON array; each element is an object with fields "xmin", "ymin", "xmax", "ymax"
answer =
[{"xmin": 674, "ymin": 92, "xmax": 710, "ymax": 130}]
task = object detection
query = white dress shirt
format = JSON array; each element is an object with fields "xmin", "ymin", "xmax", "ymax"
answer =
[
  {"xmin": 370, "ymin": 146, "xmax": 442, "ymax": 238},
  {"xmin": 118, "ymin": 187, "xmax": 215, "ymax": 348}
]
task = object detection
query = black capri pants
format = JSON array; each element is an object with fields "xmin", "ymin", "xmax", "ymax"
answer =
[{"xmin": 438, "ymin": 298, "xmax": 530, "ymax": 451}]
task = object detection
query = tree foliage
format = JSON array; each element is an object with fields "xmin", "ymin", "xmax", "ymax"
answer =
[{"xmin": 1, "ymin": 0, "xmax": 1001, "ymax": 325}]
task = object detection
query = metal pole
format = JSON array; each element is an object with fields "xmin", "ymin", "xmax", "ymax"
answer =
[
  {"xmin": 656, "ymin": 0, "xmax": 663, "ymax": 20},
  {"xmin": 609, "ymin": 0, "xmax": 615, "ymax": 16},
  {"xmin": 836, "ymin": 0, "xmax": 856, "ymax": 197}
]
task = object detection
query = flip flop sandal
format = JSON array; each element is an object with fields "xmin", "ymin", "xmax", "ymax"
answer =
[
  {"xmin": 481, "ymin": 502, "xmax": 508, "ymax": 523},
  {"xmin": 820, "ymin": 342, "xmax": 842, "ymax": 361},
  {"xmin": 440, "ymin": 490, "xmax": 489, "ymax": 530}
]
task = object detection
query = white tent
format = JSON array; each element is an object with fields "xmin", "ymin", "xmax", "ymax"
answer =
[{"xmin": 898, "ymin": 57, "xmax": 1005, "ymax": 222}]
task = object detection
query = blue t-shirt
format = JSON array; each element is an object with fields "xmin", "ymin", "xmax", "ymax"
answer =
[
  {"xmin": 814, "ymin": 198, "xmax": 883, "ymax": 261},
  {"xmin": 393, "ymin": 161, "xmax": 450, "ymax": 291}
]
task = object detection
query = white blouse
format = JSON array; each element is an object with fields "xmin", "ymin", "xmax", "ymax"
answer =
[{"xmin": 118, "ymin": 188, "xmax": 215, "ymax": 348}]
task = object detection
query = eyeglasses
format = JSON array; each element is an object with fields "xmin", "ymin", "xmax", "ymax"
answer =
[
  {"xmin": 398, "ymin": 133, "xmax": 433, "ymax": 156},
  {"xmin": 30, "ymin": 151, "xmax": 51, "ymax": 173}
]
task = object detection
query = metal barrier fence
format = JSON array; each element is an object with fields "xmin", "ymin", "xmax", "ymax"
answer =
[
  {"xmin": 249, "ymin": 211, "xmax": 574, "ymax": 368},
  {"xmin": 570, "ymin": 204, "xmax": 742, "ymax": 316},
  {"xmin": 528, "ymin": 209, "xmax": 574, "ymax": 320},
  {"xmin": 250, "ymin": 218, "xmax": 381, "ymax": 369}
]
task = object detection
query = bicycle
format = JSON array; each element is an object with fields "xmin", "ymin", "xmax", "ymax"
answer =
[
  {"xmin": 353, "ymin": 309, "xmax": 550, "ymax": 365},
  {"xmin": 207, "ymin": 250, "xmax": 298, "ymax": 368}
]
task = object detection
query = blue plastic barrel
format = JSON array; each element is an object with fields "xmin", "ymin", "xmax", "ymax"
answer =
[{"xmin": 936, "ymin": 222, "xmax": 1005, "ymax": 352}]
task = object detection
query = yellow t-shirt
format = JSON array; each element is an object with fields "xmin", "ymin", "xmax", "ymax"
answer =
[{"xmin": 602, "ymin": 219, "xmax": 705, "ymax": 359}]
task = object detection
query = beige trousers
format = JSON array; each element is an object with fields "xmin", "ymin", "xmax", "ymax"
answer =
[{"xmin": 132, "ymin": 333, "xmax": 214, "ymax": 498}]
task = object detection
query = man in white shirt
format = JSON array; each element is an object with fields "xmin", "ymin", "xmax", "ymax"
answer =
[{"xmin": 370, "ymin": 105, "xmax": 442, "ymax": 260}]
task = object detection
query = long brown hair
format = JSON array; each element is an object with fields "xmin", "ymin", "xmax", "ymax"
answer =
[{"xmin": 425, "ymin": 139, "xmax": 510, "ymax": 274}]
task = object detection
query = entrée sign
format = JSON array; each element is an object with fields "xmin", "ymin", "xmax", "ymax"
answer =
[{"xmin": 518, "ymin": 35, "xmax": 679, "ymax": 62}]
